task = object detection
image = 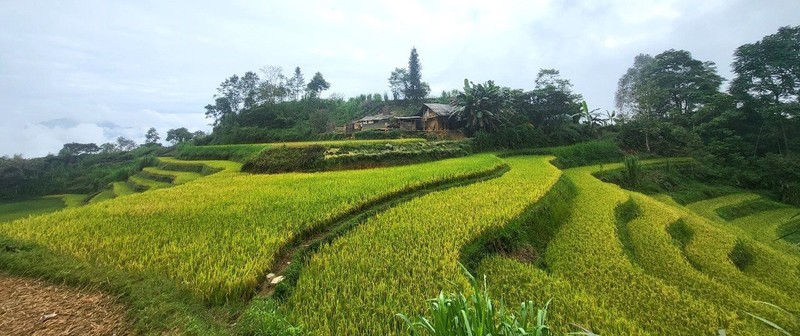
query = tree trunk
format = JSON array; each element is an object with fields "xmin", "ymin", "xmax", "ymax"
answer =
[
  {"xmin": 753, "ymin": 122, "xmax": 765, "ymax": 158},
  {"xmin": 780, "ymin": 122, "xmax": 789, "ymax": 155}
]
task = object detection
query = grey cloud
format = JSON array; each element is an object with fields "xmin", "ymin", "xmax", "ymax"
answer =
[{"xmin": 1, "ymin": 0, "xmax": 797, "ymax": 157}]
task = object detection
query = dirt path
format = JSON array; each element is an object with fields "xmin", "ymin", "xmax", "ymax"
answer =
[{"xmin": 0, "ymin": 275, "xmax": 129, "ymax": 336}]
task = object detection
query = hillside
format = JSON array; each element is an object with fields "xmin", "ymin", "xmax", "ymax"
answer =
[{"xmin": 1, "ymin": 140, "xmax": 798, "ymax": 335}]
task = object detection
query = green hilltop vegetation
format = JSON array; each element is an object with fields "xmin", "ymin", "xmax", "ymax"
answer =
[{"xmin": 1, "ymin": 26, "xmax": 799, "ymax": 335}]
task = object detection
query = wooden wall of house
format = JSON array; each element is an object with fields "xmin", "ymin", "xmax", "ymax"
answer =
[
  {"xmin": 424, "ymin": 117, "xmax": 449, "ymax": 130},
  {"xmin": 361, "ymin": 122, "xmax": 388, "ymax": 131}
]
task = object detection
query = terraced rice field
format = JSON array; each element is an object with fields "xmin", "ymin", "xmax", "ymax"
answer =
[
  {"xmin": 0, "ymin": 194, "xmax": 85, "ymax": 223},
  {"xmin": 1, "ymin": 154, "xmax": 504, "ymax": 303},
  {"xmin": 288, "ymin": 156, "xmax": 561, "ymax": 334},
  {"xmin": 481, "ymin": 163, "xmax": 800, "ymax": 335},
  {"xmin": 2, "ymin": 151, "xmax": 798, "ymax": 335}
]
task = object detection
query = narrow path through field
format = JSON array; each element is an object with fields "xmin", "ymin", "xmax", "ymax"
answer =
[
  {"xmin": 286, "ymin": 156, "xmax": 561, "ymax": 335},
  {"xmin": 257, "ymin": 164, "xmax": 510, "ymax": 296},
  {"xmin": 0, "ymin": 275, "xmax": 129, "ymax": 336}
]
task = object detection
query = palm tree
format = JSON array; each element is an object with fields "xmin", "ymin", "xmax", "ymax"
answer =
[{"xmin": 451, "ymin": 79, "xmax": 508, "ymax": 135}]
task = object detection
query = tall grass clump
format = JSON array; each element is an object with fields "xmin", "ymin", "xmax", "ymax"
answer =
[
  {"xmin": 396, "ymin": 264, "xmax": 553, "ymax": 336},
  {"xmin": 623, "ymin": 155, "xmax": 642, "ymax": 187}
]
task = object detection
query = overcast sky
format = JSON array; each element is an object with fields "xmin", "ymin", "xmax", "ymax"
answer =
[{"xmin": 1, "ymin": 0, "xmax": 798, "ymax": 157}]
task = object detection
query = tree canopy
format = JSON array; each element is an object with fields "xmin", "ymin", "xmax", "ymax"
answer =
[
  {"xmin": 405, "ymin": 48, "xmax": 429, "ymax": 101},
  {"xmin": 306, "ymin": 72, "xmax": 331, "ymax": 98},
  {"xmin": 615, "ymin": 49, "xmax": 723, "ymax": 127}
]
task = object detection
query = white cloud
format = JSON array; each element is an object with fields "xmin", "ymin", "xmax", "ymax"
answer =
[{"xmin": 1, "ymin": 0, "xmax": 798, "ymax": 157}]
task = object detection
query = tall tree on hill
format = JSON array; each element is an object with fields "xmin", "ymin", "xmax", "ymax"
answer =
[
  {"xmin": 166, "ymin": 128, "xmax": 193, "ymax": 144},
  {"xmin": 288, "ymin": 67, "xmax": 306, "ymax": 100},
  {"xmin": 240, "ymin": 71, "xmax": 261, "ymax": 109},
  {"xmin": 615, "ymin": 50, "xmax": 723, "ymax": 128},
  {"xmin": 388, "ymin": 67, "xmax": 409, "ymax": 100},
  {"xmin": 205, "ymin": 72, "xmax": 258, "ymax": 126},
  {"xmin": 615, "ymin": 54, "xmax": 655, "ymax": 119},
  {"xmin": 730, "ymin": 25, "xmax": 800, "ymax": 155},
  {"xmin": 516, "ymin": 69, "xmax": 583, "ymax": 132},
  {"xmin": 306, "ymin": 72, "xmax": 331, "ymax": 98},
  {"xmin": 145, "ymin": 127, "xmax": 160, "ymax": 145},
  {"xmin": 116, "ymin": 137, "xmax": 137, "ymax": 151},
  {"xmin": 405, "ymin": 47, "xmax": 430, "ymax": 101},
  {"xmin": 731, "ymin": 26, "xmax": 800, "ymax": 106},
  {"xmin": 257, "ymin": 66, "xmax": 287, "ymax": 105},
  {"xmin": 204, "ymin": 74, "xmax": 242, "ymax": 126}
]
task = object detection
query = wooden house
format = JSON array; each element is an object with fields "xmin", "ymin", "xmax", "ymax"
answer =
[
  {"xmin": 418, "ymin": 103, "xmax": 456, "ymax": 131},
  {"xmin": 354, "ymin": 113, "xmax": 393, "ymax": 131}
]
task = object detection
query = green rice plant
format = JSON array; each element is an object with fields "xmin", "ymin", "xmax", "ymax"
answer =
[
  {"xmin": 777, "ymin": 215, "xmax": 800, "ymax": 246},
  {"xmin": 686, "ymin": 193, "xmax": 762, "ymax": 223},
  {"xmin": 0, "ymin": 197, "xmax": 66, "ymax": 223},
  {"xmin": 544, "ymin": 164, "xmax": 733, "ymax": 335},
  {"xmin": 478, "ymin": 256, "xmax": 647, "ymax": 335},
  {"xmin": 288, "ymin": 156, "xmax": 562, "ymax": 335},
  {"xmin": 112, "ymin": 181, "xmax": 136, "ymax": 197},
  {"xmin": 716, "ymin": 198, "xmax": 788, "ymax": 221},
  {"xmin": 59, "ymin": 194, "xmax": 87, "ymax": 208},
  {"xmin": 157, "ymin": 156, "xmax": 242, "ymax": 174},
  {"xmin": 538, "ymin": 161, "xmax": 800, "ymax": 335},
  {"xmin": 127, "ymin": 174, "xmax": 172, "ymax": 191},
  {"xmin": 680, "ymin": 193, "xmax": 800, "ymax": 301},
  {"xmin": 745, "ymin": 301, "xmax": 797, "ymax": 336},
  {"xmin": 622, "ymin": 155, "xmax": 642, "ymax": 187},
  {"xmin": 142, "ymin": 167, "xmax": 203, "ymax": 185},
  {"xmin": 396, "ymin": 264, "xmax": 552, "ymax": 336},
  {"xmin": 616, "ymin": 194, "xmax": 799, "ymax": 334},
  {"xmin": 88, "ymin": 188, "xmax": 116, "ymax": 204},
  {"xmin": 0, "ymin": 154, "xmax": 504, "ymax": 304},
  {"xmin": 669, "ymin": 205, "xmax": 800, "ymax": 329},
  {"xmin": 727, "ymin": 208, "xmax": 800, "ymax": 250}
]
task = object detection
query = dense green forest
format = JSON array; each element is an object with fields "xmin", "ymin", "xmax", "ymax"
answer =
[{"xmin": 1, "ymin": 26, "xmax": 798, "ymax": 205}]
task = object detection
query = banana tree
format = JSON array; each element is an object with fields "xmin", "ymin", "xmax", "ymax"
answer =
[
  {"xmin": 451, "ymin": 79, "xmax": 509, "ymax": 135},
  {"xmin": 573, "ymin": 100, "xmax": 603, "ymax": 136}
]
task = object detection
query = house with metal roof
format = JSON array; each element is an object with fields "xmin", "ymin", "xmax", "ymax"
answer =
[
  {"xmin": 417, "ymin": 103, "xmax": 456, "ymax": 131},
  {"xmin": 354, "ymin": 113, "xmax": 393, "ymax": 131}
]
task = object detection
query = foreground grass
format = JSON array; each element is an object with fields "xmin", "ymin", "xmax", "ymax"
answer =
[
  {"xmin": 288, "ymin": 156, "xmax": 561, "ymax": 335},
  {"xmin": 0, "ymin": 154, "xmax": 504, "ymax": 304}
]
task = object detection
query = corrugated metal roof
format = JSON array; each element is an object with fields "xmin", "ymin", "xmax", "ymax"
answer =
[{"xmin": 422, "ymin": 103, "xmax": 455, "ymax": 117}]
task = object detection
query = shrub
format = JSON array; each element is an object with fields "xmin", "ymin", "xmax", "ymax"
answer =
[
  {"xmin": 548, "ymin": 140, "xmax": 624, "ymax": 168},
  {"xmin": 471, "ymin": 124, "xmax": 546, "ymax": 151},
  {"xmin": 242, "ymin": 145, "xmax": 327, "ymax": 174}
]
